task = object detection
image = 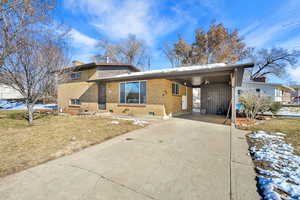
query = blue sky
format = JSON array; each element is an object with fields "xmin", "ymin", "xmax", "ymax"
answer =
[{"xmin": 54, "ymin": 0, "xmax": 300, "ymax": 83}]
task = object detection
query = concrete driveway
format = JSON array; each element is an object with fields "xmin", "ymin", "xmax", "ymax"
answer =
[{"xmin": 0, "ymin": 117, "xmax": 259, "ymax": 200}]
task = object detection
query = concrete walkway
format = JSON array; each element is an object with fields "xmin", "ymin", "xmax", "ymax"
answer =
[{"xmin": 0, "ymin": 118, "xmax": 259, "ymax": 200}]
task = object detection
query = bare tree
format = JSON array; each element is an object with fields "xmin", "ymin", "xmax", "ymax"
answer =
[
  {"xmin": 174, "ymin": 37, "xmax": 193, "ymax": 65},
  {"xmin": 165, "ymin": 22, "xmax": 247, "ymax": 67},
  {"xmin": 93, "ymin": 40, "xmax": 120, "ymax": 64},
  {"xmin": 161, "ymin": 42, "xmax": 180, "ymax": 68},
  {"xmin": 0, "ymin": 35, "xmax": 68, "ymax": 125},
  {"xmin": 248, "ymin": 48, "xmax": 300, "ymax": 79},
  {"xmin": 0, "ymin": 0, "xmax": 56, "ymax": 67},
  {"xmin": 93, "ymin": 35, "xmax": 148, "ymax": 70}
]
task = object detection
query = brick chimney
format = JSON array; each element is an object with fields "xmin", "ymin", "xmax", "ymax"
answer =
[{"xmin": 252, "ymin": 77, "xmax": 267, "ymax": 82}]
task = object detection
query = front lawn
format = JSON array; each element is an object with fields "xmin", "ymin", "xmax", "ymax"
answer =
[
  {"xmin": 0, "ymin": 110, "xmax": 142, "ymax": 177},
  {"xmin": 247, "ymin": 118, "xmax": 300, "ymax": 154},
  {"xmin": 245, "ymin": 118, "xmax": 300, "ymax": 199}
]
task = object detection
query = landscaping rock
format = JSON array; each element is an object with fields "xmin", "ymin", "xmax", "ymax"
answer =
[{"xmin": 70, "ymin": 136, "xmax": 76, "ymax": 141}]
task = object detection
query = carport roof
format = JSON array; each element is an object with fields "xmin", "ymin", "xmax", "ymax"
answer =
[{"xmin": 88, "ymin": 62, "xmax": 254, "ymax": 84}]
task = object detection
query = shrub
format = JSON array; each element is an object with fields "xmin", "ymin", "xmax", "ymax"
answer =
[
  {"xmin": 239, "ymin": 90, "xmax": 272, "ymax": 121},
  {"xmin": 269, "ymin": 102, "xmax": 282, "ymax": 114}
]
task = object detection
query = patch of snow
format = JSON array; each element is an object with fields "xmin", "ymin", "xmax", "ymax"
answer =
[
  {"xmin": 0, "ymin": 102, "xmax": 57, "ymax": 110},
  {"xmin": 273, "ymin": 132, "xmax": 287, "ymax": 136},
  {"xmin": 248, "ymin": 131, "xmax": 300, "ymax": 199},
  {"xmin": 111, "ymin": 121, "xmax": 120, "ymax": 125},
  {"xmin": 264, "ymin": 107, "xmax": 300, "ymax": 117},
  {"xmin": 192, "ymin": 108, "xmax": 201, "ymax": 113},
  {"xmin": 111, "ymin": 116, "xmax": 149, "ymax": 126},
  {"xmin": 132, "ymin": 119, "xmax": 149, "ymax": 126}
]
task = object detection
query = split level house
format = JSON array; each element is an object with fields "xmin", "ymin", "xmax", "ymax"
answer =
[{"xmin": 57, "ymin": 61, "xmax": 254, "ymax": 123}]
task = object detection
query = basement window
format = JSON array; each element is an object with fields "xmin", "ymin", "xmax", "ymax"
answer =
[
  {"xmin": 119, "ymin": 81, "xmax": 147, "ymax": 104},
  {"xmin": 70, "ymin": 72, "xmax": 81, "ymax": 80},
  {"xmin": 70, "ymin": 99, "xmax": 81, "ymax": 106},
  {"xmin": 172, "ymin": 83, "xmax": 180, "ymax": 95}
]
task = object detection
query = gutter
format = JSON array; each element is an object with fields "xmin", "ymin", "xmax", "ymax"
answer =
[{"xmin": 88, "ymin": 63, "xmax": 254, "ymax": 83}]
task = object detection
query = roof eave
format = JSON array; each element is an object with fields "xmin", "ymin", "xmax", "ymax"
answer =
[{"xmin": 88, "ymin": 62, "xmax": 254, "ymax": 83}]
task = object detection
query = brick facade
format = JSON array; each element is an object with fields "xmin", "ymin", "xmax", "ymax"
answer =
[
  {"xmin": 58, "ymin": 71, "xmax": 193, "ymax": 116},
  {"xmin": 106, "ymin": 79, "xmax": 193, "ymax": 116}
]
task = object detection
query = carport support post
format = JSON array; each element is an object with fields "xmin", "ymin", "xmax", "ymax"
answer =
[{"xmin": 231, "ymin": 69, "xmax": 237, "ymax": 126}]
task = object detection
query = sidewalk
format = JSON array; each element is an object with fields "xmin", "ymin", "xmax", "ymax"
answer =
[{"xmin": 230, "ymin": 126, "xmax": 260, "ymax": 200}]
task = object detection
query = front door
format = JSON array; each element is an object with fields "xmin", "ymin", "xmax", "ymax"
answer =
[{"xmin": 98, "ymin": 83, "xmax": 106, "ymax": 110}]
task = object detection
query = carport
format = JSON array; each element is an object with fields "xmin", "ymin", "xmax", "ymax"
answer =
[{"xmin": 156, "ymin": 63, "xmax": 253, "ymax": 124}]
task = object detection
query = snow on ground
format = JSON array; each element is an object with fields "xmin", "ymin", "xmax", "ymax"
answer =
[
  {"xmin": 248, "ymin": 131, "xmax": 300, "ymax": 200},
  {"xmin": 264, "ymin": 107, "xmax": 300, "ymax": 117},
  {"xmin": 111, "ymin": 116, "xmax": 149, "ymax": 126},
  {"xmin": 0, "ymin": 101, "xmax": 57, "ymax": 110},
  {"xmin": 192, "ymin": 108, "xmax": 201, "ymax": 113}
]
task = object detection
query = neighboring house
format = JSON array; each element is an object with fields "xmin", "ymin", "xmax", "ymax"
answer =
[
  {"xmin": 57, "ymin": 62, "xmax": 253, "ymax": 121},
  {"xmin": 236, "ymin": 82, "xmax": 295, "ymax": 104},
  {"xmin": 0, "ymin": 84, "xmax": 23, "ymax": 100},
  {"xmin": 291, "ymin": 85, "xmax": 300, "ymax": 98}
]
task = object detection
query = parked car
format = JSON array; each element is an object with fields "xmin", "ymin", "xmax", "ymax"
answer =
[{"xmin": 291, "ymin": 96, "xmax": 300, "ymax": 104}]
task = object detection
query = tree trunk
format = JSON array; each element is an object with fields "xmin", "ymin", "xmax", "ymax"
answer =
[{"xmin": 27, "ymin": 104, "xmax": 34, "ymax": 125}]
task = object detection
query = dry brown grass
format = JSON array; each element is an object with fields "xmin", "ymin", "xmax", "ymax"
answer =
[
  {"xmin": 0, "ymin": 110, "xmax": 142, "ymax": 177},
  {"xmin": 246, "ymin": 118, "xmax": 300, "ymax": 154}
]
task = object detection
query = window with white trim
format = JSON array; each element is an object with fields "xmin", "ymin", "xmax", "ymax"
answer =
[
  {"xmin": 119, "ymin": 81, "xmax": 147, "ymax": 104},
  {"xmin": 70, "ymin": 72, "xmax": 81, "ymax": 80},
  {"xmin": 172, "ymin": 83, "xmax": 180, "ymax": 95},
  {"xmin": 70, "ymin": 99, "xmax": 80, "ymax": 105},
  {"xmin": 275, "ymin": 88, "xmax": 282, "ymax": 97}
]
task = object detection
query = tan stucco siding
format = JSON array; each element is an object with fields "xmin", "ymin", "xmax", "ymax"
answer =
[
  {"xmin": 57, "ymin": 69, "xmax": 99, "ymax": 112},
  {"xmin": 106, "ymin": 79, "xmax": 192, "ymax": 116}
]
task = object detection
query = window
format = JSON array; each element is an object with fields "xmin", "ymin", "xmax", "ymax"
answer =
[
  {"xmin": 119, "ymin": 81, "xmax": 147, "ymax": 104},
  {"xmin": 70, "ymin": 72, "xmax": 81, "ymax": 80},
  {"xmin": 172, "ymin": 83, "xmax": 180, "ymax": 95},
  {"xmin": 275, "ymin": 88, "xmax": 282, "ymax": 97},
  {"xmin": 237, "ymin": 89, "xmax": 242, "ymax": 95},
  {"xmin": 70, "ymin": 99, "xmax": 80, "ymax": 105}
]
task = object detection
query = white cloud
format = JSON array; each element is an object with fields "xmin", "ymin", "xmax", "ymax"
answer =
[
  {"xmin": 287, "ymin": 66, "xmax": 300, "ymax": 83},
  {"xmin": 64, "ymin": 0, "xmax": 183, "ymax": 46},
  {"xmin": 242, "ymin": 1, "xmax": 300, "ymax": 48},
  {"xmin": 64, "ymin": 0, "xmax": 113, "ymax": 14},
  {"xmin": 69, "ymin": 29, "xmax": 97, "ymax": 47},
  {"xmin": 244, "ymin": 24, "xmax": 287, "ymax": 47},
  {"xmin": 68, "ymin": 28, "xmax": 98, "ymax": 62}
]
